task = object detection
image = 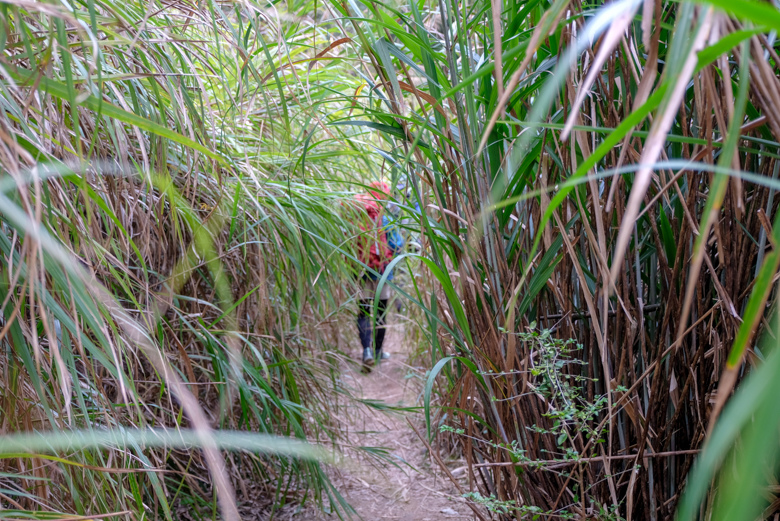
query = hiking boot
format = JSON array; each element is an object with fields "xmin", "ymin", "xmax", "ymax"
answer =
[
  {"xmin": 380, "ymin": 351, "xmax": 391, "ymax": 360},
  {"xmin": 362, "ymin": 347, "xmax": 374, "ymax": 371}
]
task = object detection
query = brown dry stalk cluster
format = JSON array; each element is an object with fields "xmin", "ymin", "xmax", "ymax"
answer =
[{"xmin": 401, "ymin": 7, "xmax": 780, "ymax": 521}]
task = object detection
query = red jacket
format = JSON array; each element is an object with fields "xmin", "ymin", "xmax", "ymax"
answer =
[{"xmin": 354, "ymin": 193, "xmax": 392, "ymax": 272}]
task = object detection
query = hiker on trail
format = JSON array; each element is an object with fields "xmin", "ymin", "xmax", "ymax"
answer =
[{"xmin": 354, "ymin": 181, "xmax": 403, "ymax": 370}]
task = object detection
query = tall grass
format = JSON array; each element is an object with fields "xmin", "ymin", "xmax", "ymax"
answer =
[
  {"xmin": 0, "ymin": 0, "xmax": 381, "ymax": 518},
  {"xmin": 317, "ymin": 0, "xmax": 780, "ymax": 518}
]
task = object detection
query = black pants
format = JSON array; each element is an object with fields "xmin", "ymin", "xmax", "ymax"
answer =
[{"xmin": 357, "ymin": 299, "xmax": 388, "ymax": 355}]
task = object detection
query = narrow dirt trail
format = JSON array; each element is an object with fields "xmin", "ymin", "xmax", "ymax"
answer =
[{"xmin": 318, "ymin": 316, "xmax": 475, "ymax": 520}]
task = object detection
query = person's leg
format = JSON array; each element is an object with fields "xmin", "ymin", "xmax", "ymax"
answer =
[
  {"xmin": 357, "ymin": 300, "xmax": 373, "ymax": 364},
  {"xmin": 374, "ymin": 299, "xmax": 388, "ymax": 357}
]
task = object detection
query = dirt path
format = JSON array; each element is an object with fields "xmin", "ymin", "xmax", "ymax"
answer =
[{"xmin": 317, "ymin": 316, "xmax": 474, "ymax": 520}]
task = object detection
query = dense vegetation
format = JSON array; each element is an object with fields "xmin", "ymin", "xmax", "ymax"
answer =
[
  {"xmin": 3, "ymin": 0, "xmax": 780, "ymax": 519},
  {"xmin": 0, "ymin": 0, "xmax": 367, "ymax": 517}
]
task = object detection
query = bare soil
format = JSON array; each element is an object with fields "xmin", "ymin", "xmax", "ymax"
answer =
[{"xmin": 312, "ymin": 316, "xmax": 475, "ymax": 521}]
